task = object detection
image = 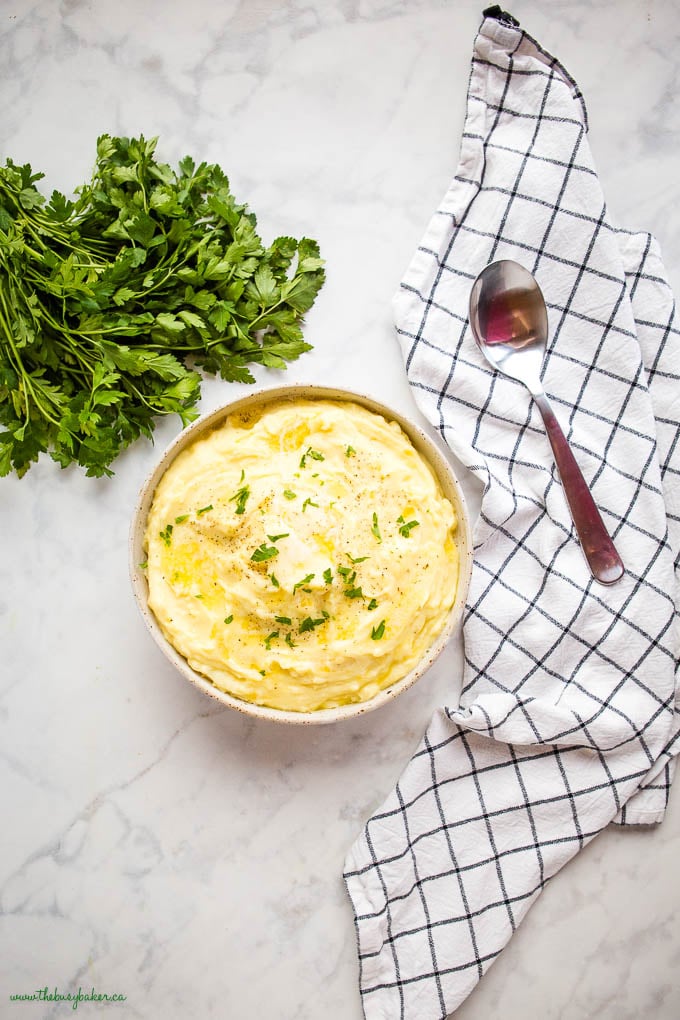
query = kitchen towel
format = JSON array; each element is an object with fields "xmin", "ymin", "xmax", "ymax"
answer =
[{"xmin": 344, "ymin": 8, "xmax": 680, "ymax": 1019}]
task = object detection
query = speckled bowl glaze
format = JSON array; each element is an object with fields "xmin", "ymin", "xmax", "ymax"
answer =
[{"xmin": 130, "ymin": 384, "xmax": 473, "ymax": 724}]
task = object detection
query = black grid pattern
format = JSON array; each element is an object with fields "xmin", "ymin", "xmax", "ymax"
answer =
[{"xmin": 344, "ymin": 11, "xmax": 679, "ymax": 1020}]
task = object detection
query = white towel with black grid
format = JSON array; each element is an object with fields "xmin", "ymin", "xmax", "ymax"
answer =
[{"xmin": 344, "ymin": 8, "xmax": 680, "ymax": 1019}]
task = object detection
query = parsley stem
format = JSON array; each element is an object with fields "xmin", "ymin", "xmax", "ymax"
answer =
[{"xmin": 0, "ymin": 289, "xmax": 62, "ymax": 424}]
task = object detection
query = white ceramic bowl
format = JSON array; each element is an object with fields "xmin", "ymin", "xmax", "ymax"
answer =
[{"xmin": 130, "ymin": 384, "xmax": 473, "ymax": 724}]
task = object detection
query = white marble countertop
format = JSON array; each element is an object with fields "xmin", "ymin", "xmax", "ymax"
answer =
[{"xmin": 2, "ymin": 1, "xmax": 679, "ymax": 1018}]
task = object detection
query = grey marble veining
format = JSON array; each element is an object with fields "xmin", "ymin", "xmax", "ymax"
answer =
[{"xmin": 1, "ymin": 1, "xmax": 679, "ymax": 1018}]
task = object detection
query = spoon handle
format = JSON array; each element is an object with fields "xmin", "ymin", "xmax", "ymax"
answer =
[{"xmin": 533, "ymin": 392, "xmax": 624, "ymax": 585}]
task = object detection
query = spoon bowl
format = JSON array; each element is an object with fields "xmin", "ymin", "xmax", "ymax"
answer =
[
  {"xmin": 469, "ymin": 259, "xmax": 624, "ymax": 586},
  {"xmin": 469, "ymin": 260, "xmax": 547, "ymax": 391}
]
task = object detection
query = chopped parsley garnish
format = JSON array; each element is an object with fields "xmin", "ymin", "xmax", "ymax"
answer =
[
  {"xmin": 344, "ymin": 586, "xmax": 364, "ymax": 599},
  {"xmin": 302, "ymin": 497, "xmax": 319, "ymax": 512},
  {"xmin": 299, "ymin": 616, "xmax": 326, "ymax": 633},
  {"xmin": 138, "ymin": 559, "xmax": 148, "ymax": 570},
  {"xmin": 299, "ymin": 446, "xmax": 325, "ymax": 469},
  {"xmin": 397, "ymin": 515, "xmax": 420, "ymax": 537},
  {"xmin": 371, "ymin": 512, "xmax": 382, "ymax": 543},
  {"xmin": 293, "ymin": 573, "xmax": 315, "ymax": 592},
  {"xmin": 159, "ymin": 524, "xmax": 173, "ymax": 546},
  {"xmin": 367, "ymin": 598, "xmax": 378, "ymax": 611},
  {"xmin": 275, "ymin": 615, "xmax": 292, "ymax": 625},
  {"xmin": 285, "ymin": 632, "xmax": 296, "ymax": 648},
  {"xmin": 229, "ymin": 485, "xmax": 250, "ymax": 515},
  {"xmin": 347, "ymin": 553, "xmax": 369, "ymax": 564},
  {"xmin": 224, "ymin": 614, "xmax": 234, "ymax": 624},
  {"xmin": 323, "ymin": 567, "xmax": 333, "ymax": 584},
  {"xmin": 264, "ymin": 631, "xmax": 279, "ymax": 650},
  {"xmin": 283, "ymin": 489, "xmax": 297, "ymax": 500},
  {"xmin": 345, "ymin": 445, "xmax": 356, "ymax": 457},
  {"xmin": 371, "ymin": 620, "xmax": 386, "ymax": 640},
  {"xmin": 174, "ymin": 514, "xmax": 189, "ymax": 524},
  {"xmin": 251, "ymin": 542, "xmax": 279, "ymax": 563},
  {"xmin": 266, "ymin": 532, "xmax": 289, "ymax": 543},
  {"xmin": 194, "ymin": 593, "xmax": 204, "ymax": 600},
  {"xmin": 270, "ymin": 573, "xmax": 280, "ymax": 588},
  {"xmin": 196, "ymin": 504, "xmax": 213, "ymax": 516}
]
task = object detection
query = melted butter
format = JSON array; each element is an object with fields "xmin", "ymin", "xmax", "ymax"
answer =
[{"xmin": 144, "ymin": 399, "xmax": 460, "ymax": 712}]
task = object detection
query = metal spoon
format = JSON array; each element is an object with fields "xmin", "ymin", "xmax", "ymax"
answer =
[{"xmin": 469, "ymin": 259, "xmax": 624, "ymax": 585}]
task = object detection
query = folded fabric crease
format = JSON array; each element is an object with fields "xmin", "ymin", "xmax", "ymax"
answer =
[{"xmin": 344, "ymin": 11, "xmax": 679, "ymax": 1020}]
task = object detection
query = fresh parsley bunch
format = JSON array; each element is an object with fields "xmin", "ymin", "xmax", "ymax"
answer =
[{"xmin": 0, "ymin": 135, "xmax": 325, "ymax": 478}]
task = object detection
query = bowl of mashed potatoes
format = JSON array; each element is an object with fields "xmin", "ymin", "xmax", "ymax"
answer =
[{"xmin": 130, "ymin": 385, "xmax": 473, "ymax": 723}]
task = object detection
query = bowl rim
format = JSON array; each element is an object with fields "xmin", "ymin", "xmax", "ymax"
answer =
[{"xmin": 129, "ymin": 383, "xmax": 473, "ymax": 724}]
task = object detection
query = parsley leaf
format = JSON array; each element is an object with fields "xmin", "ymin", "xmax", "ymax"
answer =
[
  {"xmin": 371, "ymin": 620, "xmax": 386, "ymax": 640},
  {"xmin": 293, "ymin": 573, "xmax": 315, "ymax": 592},
  {"xmin": 251, "ymin": 543, "xmax": 279, "ymax": 563},
  {"xmin": 299, "ymin": 446, "xmax": 324, "ymax": 469},
  {"xmin": 299, "ymin": 616, "xmax": 326, "ymax": 633},
  {"xmin": 398, "ymin": 517, "xmax": 420, "ymax": 537},
  {"xmin": 229, "ymin": 485, "xmax": 250, "ymax": 515}
]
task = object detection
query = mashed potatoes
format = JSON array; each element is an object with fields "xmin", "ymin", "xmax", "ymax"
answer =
[{"xmin": 144, "ymin": 398, "xmax": 459, "ymax": 712}]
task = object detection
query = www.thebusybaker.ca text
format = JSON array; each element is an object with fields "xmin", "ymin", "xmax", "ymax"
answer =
[{"xmin": 9, "ymin": 986, "xmax": 127, "ymax": 1010}]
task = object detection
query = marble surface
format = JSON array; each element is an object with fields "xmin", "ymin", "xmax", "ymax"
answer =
[{"xmin": 1, "ymin": 1, "xmax": 679, "ymax": 1018}]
